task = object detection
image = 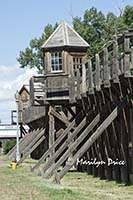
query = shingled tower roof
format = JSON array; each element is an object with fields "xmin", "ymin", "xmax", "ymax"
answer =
[{"xmin": 41, "ymin": 21, "xmax": 89, "ymax": 50}]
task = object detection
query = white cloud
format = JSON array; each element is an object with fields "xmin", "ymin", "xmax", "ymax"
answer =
[
  {"xmin": 13, "ymin": 67, "xmax": 38, "ymax": 90},
  {"xmin": 0, "ymin": 64, "xmax": 38, "ymax": 123},
  {"xmin": 0, "ymin": 64, "xmax": 18, "ymax": 73}
]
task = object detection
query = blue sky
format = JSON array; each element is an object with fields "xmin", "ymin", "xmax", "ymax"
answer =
[{"xmin": 0, "ymin": 0, "xmax": 132, "ymax": 123}]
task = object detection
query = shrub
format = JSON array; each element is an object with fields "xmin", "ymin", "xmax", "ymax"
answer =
[{"xmin": 3, "ymin": 139, "xmax": 16, "ymax": 154}]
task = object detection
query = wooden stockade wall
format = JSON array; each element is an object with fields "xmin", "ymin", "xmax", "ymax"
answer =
[
  {"xmin": 8, "ymin": 29, "xmax": 133, "ymax": 185},
  {"xmin": 67, "ymin": 30, "xmax": 133, "ymax": 184},
  {"xmin": 27, "ymin": 30, "xmax": 133, "ymax": 184}
]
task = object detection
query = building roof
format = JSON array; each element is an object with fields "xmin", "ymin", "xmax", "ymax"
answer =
[
  {"xmin": 41, "ymin": 21, "xmax": 89, "ymax": 50},
  {"xmin": 18, "ymin": 85, "xmax": 30, "ymax": 95}
]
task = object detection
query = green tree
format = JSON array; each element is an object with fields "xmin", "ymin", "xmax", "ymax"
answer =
[
  {"xmin": 122, "ymin": 6, "xmax": 133, "ymax": 28},
  {"xmin": 73, "ymin": 7, "xmax": 129, "ymax": 57},
  {"xmin": 73, "ymin": 7, "xmax": 106, "ymax": 57},
  {"xmin": 104, "ymin": 12, "xmax": 128, "ymax": 38}
]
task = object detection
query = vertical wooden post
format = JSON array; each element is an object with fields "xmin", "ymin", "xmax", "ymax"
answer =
[
  {"xmin": 103, "ymin": 48, "xmax": 110, "ymax": 87},
  {"xmin": 88, "ymin": 59, "xmax": 94, "ymax": 94},
  {"xmin": 86, "ymin": 151, "xmax": 93, "ymax": 175},
  {"xmin": 120, "ymin": 56, "xmax": 124, "ymax": 74},
  {"xmin": 121, "ymin": 108, "xmax": 130, "ymax": 184},
  {"xmin": 69, "ymin": 74, "xmax": 75, "ymax": 103},
  {"xmin": 69, "ymin": 55, "xmax": 75, "ymax": 103},
  {"xmin": 95, "ymin": 53, "xmax": 108, "ymax": 179},
  {"xmin": 43, "ymin": 78, "xmax": 47, "ymax": 103},
  {"xmin": 76, "ymin": 68, "xmax": 81, "ymax": 99},
  {"xmin": 124, "ymin": 37, "xmax": 131, "ymax": 77},
  {"xmin": 95, "ymin": 54, "xmax": 101, "ymax": 91},
  {"xmin": 82, "ymin": 64, "xmax": 87, "ymax": 94},
  {"xmin": 48, "ymin": 106, "xmax": 55, "ymax": 157},
  {"xmin": 130, "ymin": 47, "xmax": 133, "ymax": 73},
  {"xmin": 30, "ymin": 77, "xmax": 35, "ymax": 106},
  {"xmin": 129, "ymin": 108, "xmax": 133, "ymax": 183},
  {"xmin": 113, "ymin": 35, "xmax": 119, "ymax": 83}
]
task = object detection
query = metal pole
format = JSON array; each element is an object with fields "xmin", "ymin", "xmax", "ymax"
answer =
[{"xmin": 15, "ymin": 91, "xmax": 20, "ymax": 162}]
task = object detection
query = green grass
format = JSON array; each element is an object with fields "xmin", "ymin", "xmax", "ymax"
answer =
[{"xmin": 0, "ymin": 156, "xmax": 133, "ymax": 200}]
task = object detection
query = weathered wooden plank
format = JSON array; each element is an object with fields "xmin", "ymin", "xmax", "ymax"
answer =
[
  {"xmin": 110, "ymin": 81, "xmax": 129, "ymax": 184},
  {"xmin": 67, "ymin": 106, "xmax": 76, "ymax": 118},
  {"xmin": 87, "ymin": 59, "xmax": 94, "ymax": 94},
  {"xmin": 124, "ymin": 37, "xmax": 131, "ymax": 77},
  {"xmin": 112, "ymin": 36, "xmax": 120, "ymax": 83},
  {"xmin": 102, "ymin": 84, "xmax": 122, "ymax": 181},
  {"xmin": 59, "ymin": 111, "xmax": 69, "ymax": 123},
  {"xmin": 112, "ymin": 114, "xmax": 122, "ymax": 182},
  {"xmin": 55, "ymin": 128, "xmax": 64, "ymax": 138},
  {"xmin": 130, "ymin": 47, "xmax": 133, "ymax": 73},
  {"xmin": 76, "ymin": 69, "xmax": 81, "ymax": 99},
  {"xmin": 129, "ymin": 108, "xmax": 133, "ymax": 183},
  {"xmin": 49, "ymin": 107, "xmax": 70, "ymax": 125},
  {"xmin": 103, "ymin": 48, "xmax": 110, "ymax": 87},
  {"xmin": 33, "ymin": 76, "xmax": 45, "ymax": 83},
  {"xmin": 49, "ymin": 111, "xmax": 55, "ymax": 157},
  {"xmin": 69, "ymin": 75, "xmax": 75, "ymax": 103},
  {"xmin": 30, "ymin": 77, "xmax": 35, "ymax": 106},
  {"xmin": 95, "ymin": 54, "xmax": 101, "ymax": 91},
  {"xmin": 91, "ymin": 145, "xmax": 99, "ymax": 177},
  {"xmin": 94, "ymin": 90, "xmax": 108, "ymax": 179},
  {"xmin": 120, "ymin": 57, "xmax": 124, "ymax": 74},
  {"xmin": 115, "ymin": 78, "xmax": 130, "ymax": 184},
  {"xmin": 82, "ymin": 64, "xmax": 87, "ymax": 94},
  {"xmin": 119, "ymin": 76, "xmax": 131, "ymax": 183},
  {"xmin": 120, "ymin": 108, "xmax": 130, "ymax": 184},
  {"xmin": 22, "ymin": 106, "xmax": 46, "ymax": 124}
]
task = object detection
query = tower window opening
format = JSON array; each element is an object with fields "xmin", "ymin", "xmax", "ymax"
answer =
[{"xmin": 51, "ymin": 52, "xmax": 63, "ymax": 72}]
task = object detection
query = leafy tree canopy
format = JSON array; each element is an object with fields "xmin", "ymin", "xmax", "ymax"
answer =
[{"xmin": 17, "ymin": 6, "xmax": 133, "ymax": 73}]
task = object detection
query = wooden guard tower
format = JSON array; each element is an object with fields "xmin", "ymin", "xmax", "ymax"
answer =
[
  {"xmin": 7, "ymin": 22, "xmax": 133, "ymax": 185},
  {"xmin": 41, "ymin": 21, "xmax": 89, "ymax": 102}
]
